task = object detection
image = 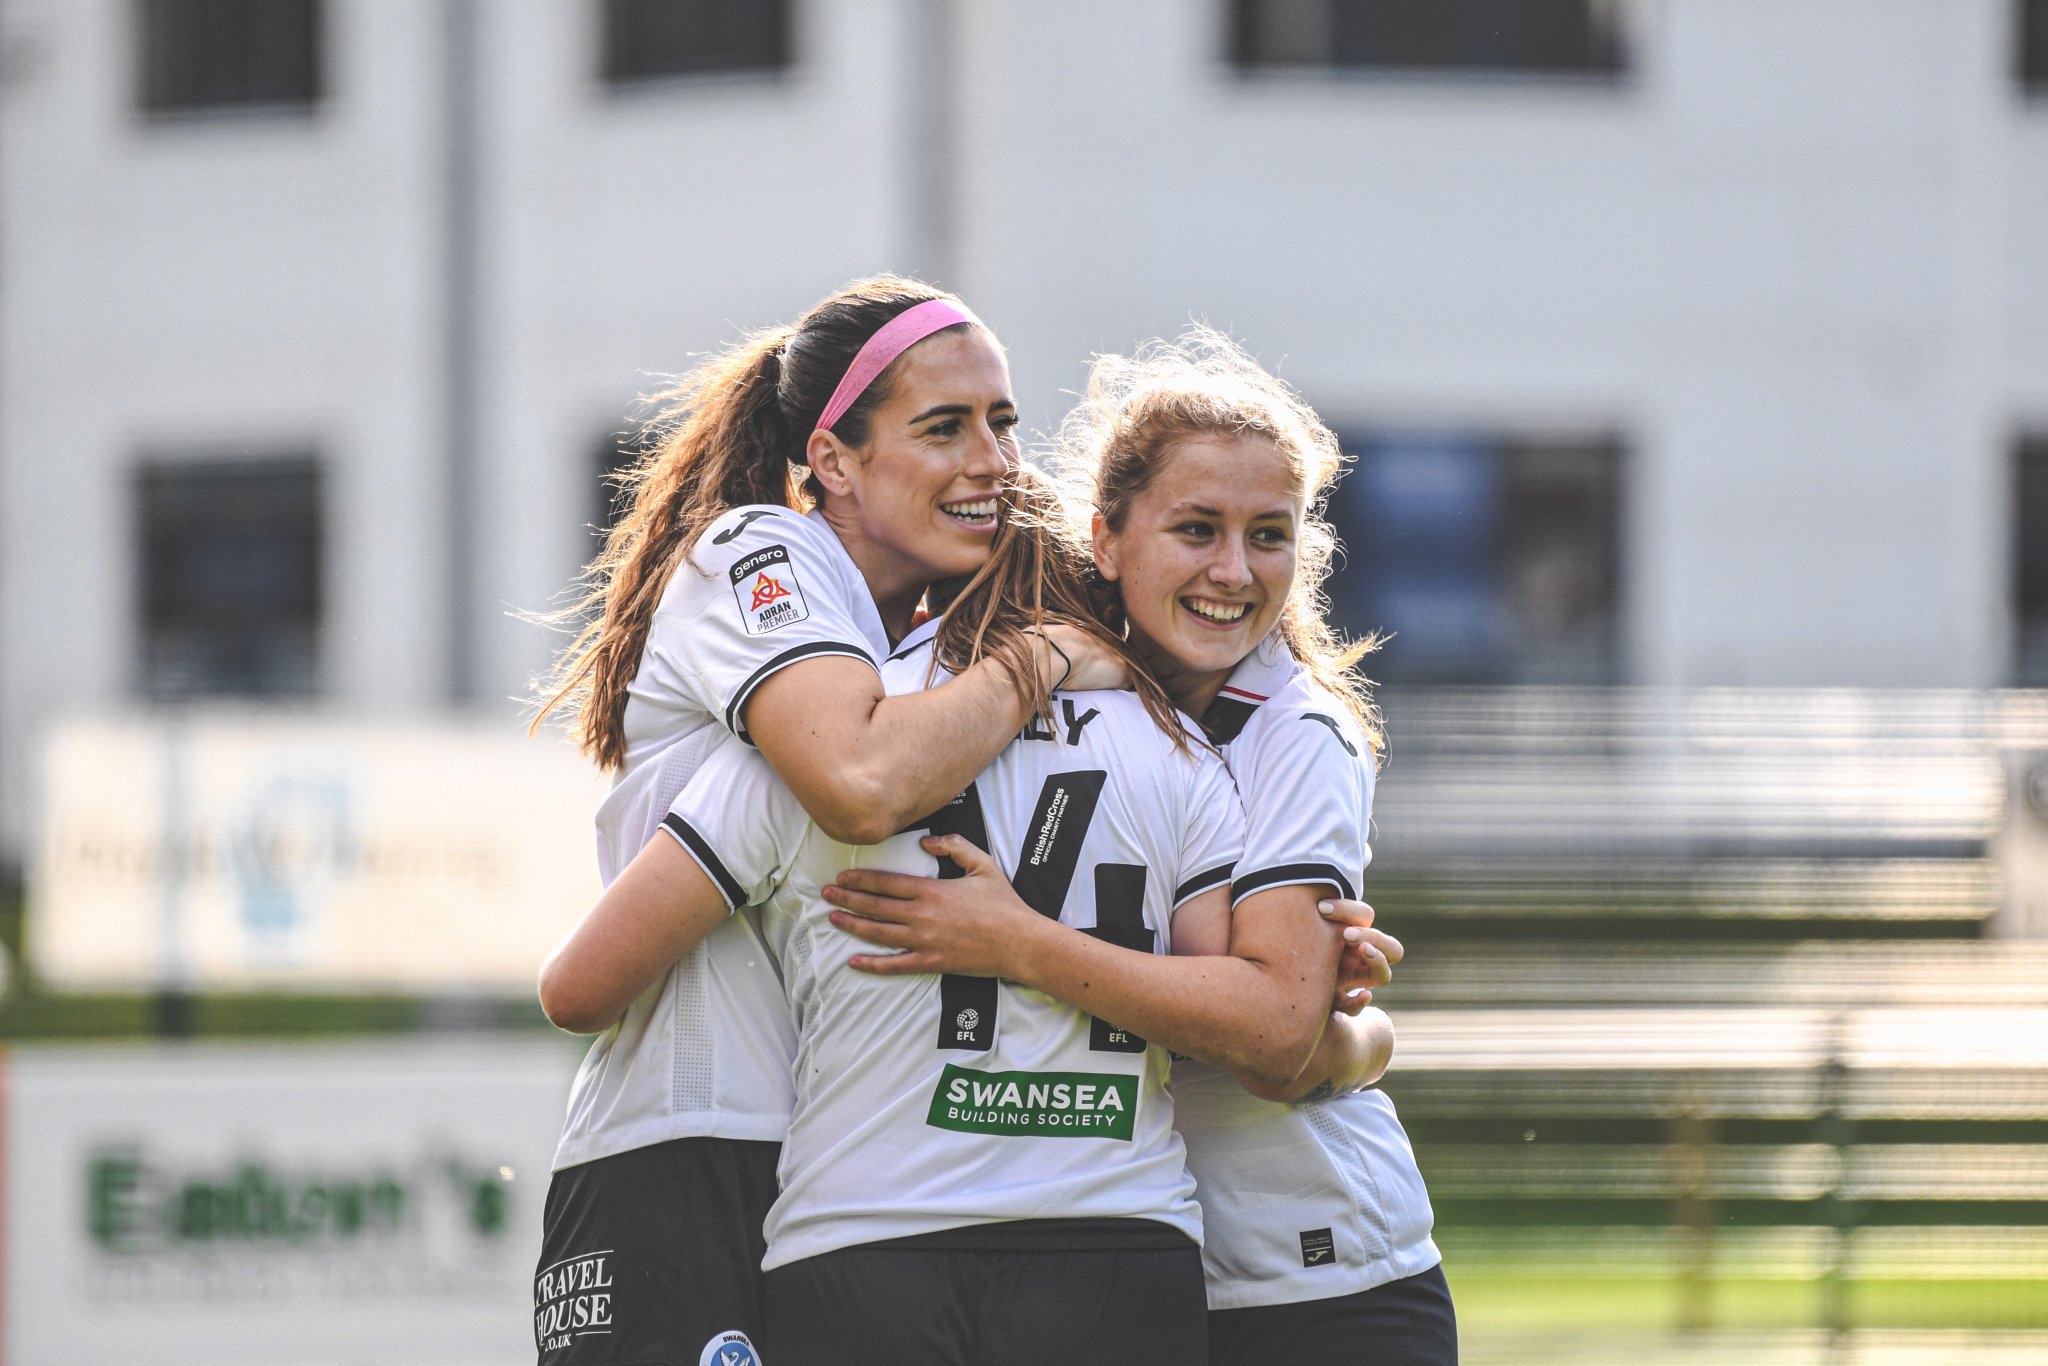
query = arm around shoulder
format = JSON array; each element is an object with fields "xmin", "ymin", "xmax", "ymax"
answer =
[
  {"xmin": 745, "ymin": 628, "xmax": 1116, "ymax": 845},
  {"xmin": 538, "ymin": 832, "xmax": 733, "ymax": 1034},
  {"xmin": 1236, "ymin": 1006, "xmax": 1394, "ymax": 1104}
]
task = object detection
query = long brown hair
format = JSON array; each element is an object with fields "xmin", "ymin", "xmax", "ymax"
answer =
[
  {"xmin": 535, "ymin": 276, "xmax": 973, "ymax": 770},
  {"xmin": 931, "ymin": 468, "xmax": 1190, "ymax": 750},
  {"xmin": 1049, "ymin": 327, "xmax": 1384, "ymax": 757}
]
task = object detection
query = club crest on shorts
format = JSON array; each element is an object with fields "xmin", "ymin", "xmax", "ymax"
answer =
[
  {"xmin": 699, "ymin": 1330, "xmax": 761, "ymax": 1366},
  {"xmin": 729, "ymin": 545, "xmax": 809, "ymax": 635}
]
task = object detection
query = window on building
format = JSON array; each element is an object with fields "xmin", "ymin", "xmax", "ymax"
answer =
[
  {"xmin": 1321, "ymin": 430, "xmax": 1624, "ymax": 684},
  {"xmin": 1228, "ymin": 0, "xmax": 1628, "ymax": 76},
  {"xmin": 138, "ymin": 457, "xmax": 323, "ymax": 699},
  {"xmin": 2018, "ymin": 436, "xmax": 2048, "ymax": 685},
  {"xmin": 2021, "ymin": 0, "xmax": 2048, "ymax": 93},
  {"xmin": 600, "ymin": 0, "xmax": 792, "ymax": 83},
  {"xmin": 136, "ymin": 0, "xmax": 322, "ymax": 115}
]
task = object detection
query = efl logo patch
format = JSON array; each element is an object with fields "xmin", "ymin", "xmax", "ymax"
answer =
[
  {"xmin": 699, "ymin": 1329, "xmax": 761, "ymax": 1366},
  {"xmin": 926, "ymin": 1064, "xmax": 1137, "ymax": 1140},
  {"xmin": 1300, "ymin": 1227, "xmax": 1336, "ymax": 1268},
  {"xmin": 729, "ymin": 545, "xmax": 810, "ymax": 635}
]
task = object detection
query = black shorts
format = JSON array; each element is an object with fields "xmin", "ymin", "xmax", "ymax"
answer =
[
  {"xmin": 1208, "ymin": 1262, "xmax": 1458, "ymax": 1366},
  {"xmin": 534, "ymin": 1136, "xmax": 780, "ymax": 1366},
  {"xmin": 759, "ymin": 1217, "xmax": 1209, "ymax": 1366}
]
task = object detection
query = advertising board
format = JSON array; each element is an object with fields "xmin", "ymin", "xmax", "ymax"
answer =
[
  {"xmin": 1, "ymin": 1039, "xmax": 581, "ymax": 1364},
  {"xmin": 32, "ymin": 716, "xmax": 607, "ymax": 991}
]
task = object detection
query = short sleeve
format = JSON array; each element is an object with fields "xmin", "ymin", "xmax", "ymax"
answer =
[
  {"xmin": 1171, "ymin": 748, "xmax": 1247, "ymax": 909},
  {"xmin": 640, "ymin": 506, "xmax": 884, "ymax": 744},
  {"xmin": 660, "ymin": 732, "xmax": 808, "ymax": 911},
  {"xmin": 1228, "ymin": 706, "xmax": 1375, "ymax": 905}
]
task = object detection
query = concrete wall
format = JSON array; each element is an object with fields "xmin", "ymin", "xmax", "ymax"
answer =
[
  {"xmin": 964, "ymin": 0, "xmax": 2043, "ymax": 690},
  {"xmin": 2, "ymin": 0, "xmax": 2044, "ymax": 859}
]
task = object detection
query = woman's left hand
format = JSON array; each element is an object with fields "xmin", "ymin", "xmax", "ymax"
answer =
[
  {"xmin": 1319, "ymin": 899, "xmax": 1403, "ymax": 1013},
  {"xmin": 825, "ymin": 833, "xmax": 1047, "ymax": 977}
]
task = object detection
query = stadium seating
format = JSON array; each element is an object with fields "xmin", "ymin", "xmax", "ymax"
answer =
[{"xmin": 1368, "ymin": 688, "xmax": 2048, "ymax": 1335}]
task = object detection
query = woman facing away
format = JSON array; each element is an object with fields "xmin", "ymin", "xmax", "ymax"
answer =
[
  {"xmin": 825, "ymin": 330, "xmax": 1457, "ymax": 1364},
  {"xmin": 527, "ymin": 276, "xmax": 1129, "ymax": 1365},
  {"xmin": 545, "ymin": 470, "xmax": 1399, "ymax": 1365}
]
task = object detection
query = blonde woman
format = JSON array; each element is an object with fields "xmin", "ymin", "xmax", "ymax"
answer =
[{"xmin": 827, "ymin": 331, "xmax": 1455, "ymax": 1364}]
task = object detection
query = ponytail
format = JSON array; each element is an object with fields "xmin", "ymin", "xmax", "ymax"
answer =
[{"xmin": 533, "ymin": 275, "xmax": 963, "ymax": 769}]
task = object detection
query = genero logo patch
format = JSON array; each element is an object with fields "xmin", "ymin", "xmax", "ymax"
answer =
[
  {"xmin": 926, "ymin": 1064, "xmax": 1137, "ymax": 1140},
  {"xmin": 729, "ymin": 545, "xmax": 810, "ymax": 635}
]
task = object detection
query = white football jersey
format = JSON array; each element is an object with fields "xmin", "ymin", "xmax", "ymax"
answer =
[
  {"xmin": 1173, "ymin": 636, "xmax": 1443, "ymax": 1309},
  {"xmin": 669, "ymin": 637, "xmax": 1246, "ymax": 1270},
  {"xmin": 550, "ymin": 505, "xmax": 891, "ymax": 1171}
]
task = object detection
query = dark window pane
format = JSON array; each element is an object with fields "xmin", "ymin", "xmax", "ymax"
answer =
[
  {"xmin": 138, "ymin": 457, "xmax": 322, "ymax": 699},
  {"xmin": 2022, "ymin": 0, "xmax": 2048, "ymax": 92},
  {"xmin": 601, "ymin": 0, "xmax": 792, "ymax": 82},
  {"xmin": 1229, "ymin": 0, "xmax": 1627, "ymax": 75},
  {"xmin": 2018, "ymin": 436, "xmax": 2048, "ymax": 684},
  {"xmin": 137, "ymin": 0, "xmax": 321, "ymax": 114},
  {"xmin": 1324, "ymin": 430, "xmax": 1623, "ymax": 684}
]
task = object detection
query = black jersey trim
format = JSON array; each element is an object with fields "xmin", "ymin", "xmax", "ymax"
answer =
[
  {"xmin": 1200, "ymin": 694, "xmax": 1260, "ymax": 745},
  {"xmin": 724, "ymin": 640, "xmax": 879, "ymax": 743},
  {"xmin": 1230, "ymin": 861, "xmax": 1356, "ymax": 905},
  {"xmin": 1171, "ymin": 862, "xmax": 1236, "ymax": 906},
  {"xmin": 659, "ymin": 813, "xmax": 747, "ymax": 909},
  {"xmin": 885, "ymin": 611, "xmax": 946, "ymax": 662}
]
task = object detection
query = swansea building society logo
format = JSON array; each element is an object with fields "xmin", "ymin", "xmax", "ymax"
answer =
[
  {"xmin": 728, "ymin": 545, "xmax": 810, "ymax": 635},
  {"xmin": 699, "ymin": 1330, "xmax": 760, "ymax": 1366},
  {"xmin": 926, "ymin": 1064, "xmax": 1138, "ymax": 1141}
]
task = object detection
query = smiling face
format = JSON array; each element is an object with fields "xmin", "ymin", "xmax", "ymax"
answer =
[
  {"xmin": 807, "ymin": 326, "xmax": 1019, "ymax": 626},
  {"xmin": 1092, "ymin": 432, "xmax": 1304, "ymax": 711}
]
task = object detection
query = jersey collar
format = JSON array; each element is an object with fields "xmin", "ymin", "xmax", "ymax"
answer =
[
  {"xmin": 1198, "ymin": 635, "xmax": 1295, "ymax": 746},
  {"xmin": 887, "ymin": 609, "xmax": 946, "ymax": 663}
]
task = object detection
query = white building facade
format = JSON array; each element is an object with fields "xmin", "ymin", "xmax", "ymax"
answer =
[{"xmin": 2, "ymin": 0, "xmax": 2046, "ymax": 864}]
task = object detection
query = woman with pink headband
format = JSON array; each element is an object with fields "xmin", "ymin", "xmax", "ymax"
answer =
[{"xmin": 528, "ymin": 277, "xmax": 1127, "ymax": 1366}]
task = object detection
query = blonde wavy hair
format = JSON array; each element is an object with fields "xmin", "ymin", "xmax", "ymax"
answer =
[{"xmin": 1047, "ymin": 326, "xmax": 1383, "ymax": 758}]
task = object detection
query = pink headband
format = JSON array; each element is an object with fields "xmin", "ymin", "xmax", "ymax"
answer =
[{"xmin": 812, "ymin": 298, "xmax": 979, "ymax": 434}]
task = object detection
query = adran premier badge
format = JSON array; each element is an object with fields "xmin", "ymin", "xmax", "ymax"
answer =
[{"xmin": 729, "ymin": 544, "xmax": 810, "ymax": 635}]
